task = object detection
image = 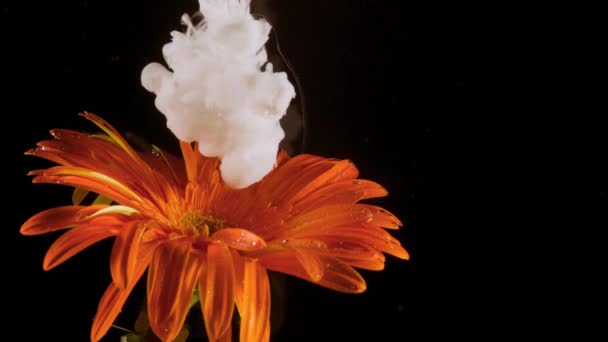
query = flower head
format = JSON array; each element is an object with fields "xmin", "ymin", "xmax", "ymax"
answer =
[{"xmin": 21, "ymin": 113, "xmax": 408, "ymax": 341}]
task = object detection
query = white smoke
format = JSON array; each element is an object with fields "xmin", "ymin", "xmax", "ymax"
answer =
[{"xmin": 141, "ymin": 0, "xmax": 296, "ymax": 189}]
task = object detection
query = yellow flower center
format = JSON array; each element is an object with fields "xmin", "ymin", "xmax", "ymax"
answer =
[{"xmin": 180, "ymin": 211, "xmax": 224, "ymax": 237}]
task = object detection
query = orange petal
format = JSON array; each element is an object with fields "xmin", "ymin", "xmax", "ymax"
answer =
[
  {"xmin": 319, "ymin": 257, "xmax": 367, "ymax": 293},
  {"xmin": 91, "ymin": 283, "xmax": 126, "ymax": 342},
  {"xmin": 179, "ymin": 140, "xmax": 220, "ymax": 184},
  {"xmin": 275, "ymin": 149, "xmax": 290, "ymax": 167},
  {"xmin": 211, "ymin": 228, "xmax": 267, "ymax": 251},
  {"xmin": 90, "ymin": 242, "xmax": 155, "ymax": 341},
  {"xmin": 259, "ymin": 249, "xmax": 366, "ymax": 293},
  {"xmin": 294, "ymin": 248, "xmax": 325, "ymax": 282},
  {"xmin": 147, "ymin": 239, "xmax": 204, "ymax": 342},
  {"xmin": 200, "ymin": 242, "xmax": 236, "ymax": 340},
  {"xmin": 110, "ymin": 220, "xmax": 146, "ymax": 289},
  {"xmin": 35, "ymin": 127, "xmax": 170, "ymax": 208},
  {"xmin": 360, "ymin": 204, "xmax": 403, "ymax": 229},
  {"xmin": 91, "ymin": 241, "xmax": 156, "ymax": 340},
  {"xmin": 212, "ymin": 326, "xmax": 232, "ymax": 342},
  {"xmin": 279, "ymin": 204, "xmax": 374, "ymax": 237},
  {"xmin": 20, "ymin": 205, "xmax": 108, "ymax": 236},
  {"xmin": 43, "ymin": 221, "xmax": 120, "ymax": 270},
  {"xmin": 287, "ymin": 159, "xmax": 363, "ymax": 205},
  {"xmin": 231, "ymin": 250, "xmax": 246, "ymax": 305},
  {"xmin": 140, "ymin": 147, "xmax": 187, "ymax": 187},
  {"xmin": 256, "ymin": 155, "xmax": 327, "ymax": 203},
  {"xmin": 237, "ymin": 259, "xmax": 271, "ymax": 342},
  {"xmin": 327, "ymin": 242, "xmax": 386, "ymax": 271},
  {"xmin": 80, "ymin": 112, "xmax": 141, "ymax": 161},
  {"xmin": 307, "ymin": 226, "xmax": 409, "ymax": 260},
  {"xmin": 30, "ymin": 166, "xmax": 143, "ymax": 207},
  {"xmin": 293, "ymin": 179, "xmax": 388, "ymax": 214}
]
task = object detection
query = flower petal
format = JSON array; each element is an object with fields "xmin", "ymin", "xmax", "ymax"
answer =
[
  {"xmin": 211, "ymin": 228, "xmax": 267, "ymax": 251},
  {"xmin": 259, "ymin": 249, "xmax": 366, "ymax": 293},
  {"xmin": 292, "ymin": 179, "xmax": 388, "ymax": 214},
  {"xmin": 20, "ymin": 205, "xmax": 108, "ymax": 236},
  {"xmin": 319, "ymin": 257, "xmax": 367, "ymax": 293},
  {"xmin": 293, "ymin": 247, "xmax": 325, "ymax": 282},
  {"xmin": 91, "ymin": 241, "xmax": 156, "ymax": 341},
  {"xmin": 140, "ymin": 147, "xmax": 187, "ymax": 187},
  {"xmin": 147, "ymin": 239, "xmax": 204, "ymax": 342},
  {"xmin": 305, "ymin": 226, "xmax": 409, "ymax": 260},
  {"xmin": 200, "ymin": 242, "xmax": 236, "ymax": 340},
  {"xmin": 30, "ymin": 166, "xmax": 143, "ymax": 207},
  {"xmin": 360, "ymin": 204, "xmax": 403, "ymax": 229},
  {"xmin": 43, "ymin": 220, "xmax": 121, "ymax": 270},
  {"xmin": 110, "ymin": 220, "xmax": 146, "ymax": 289},
  {"xmin": 278, "ymin": 204, "xmax": 374, "ymax": 238},
  {"xmin": 180, "ymin": 141, "xmax": 220, "ymax": 184},
  {"xmin": 237, "ymin": 259, "xmax": 270, "ymax": 342},
  {"xmin": 328, "ymin": 242, "xmax": 386, "ymax": 271},
  {"xmin": 80, "ymin": 112, "xmax": 141, "ymax": 161}
]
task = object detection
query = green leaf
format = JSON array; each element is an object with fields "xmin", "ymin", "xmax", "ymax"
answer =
[
  {"xmin": 122, "ymin": 333, "xmax": 144, "ymax": 342},
  {"xmin": 188, "ymin": 287, "xmax": 200, "ymax": 310},
  {"xmin": 72, "ymin": 187, "xmax": 89, "ymax": 205},
  {"xmin": 93, "ymin": 194, "xmax": 113, "ymax": 205}
]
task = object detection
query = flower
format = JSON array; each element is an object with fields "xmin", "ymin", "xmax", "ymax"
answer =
[{"xmin": 21, "ymin": 113, "xmax": 409, "ymax": 342}]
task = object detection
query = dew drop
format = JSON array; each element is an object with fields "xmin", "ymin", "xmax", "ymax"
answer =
[
  {"xmin": 251, "ymin": 241, "xmax": 258, "ymax": 246},
  {"xmin": 281, "ymin": 239, "xmax": 288, "ymax": 244},
  {"xmin": 151, "ymin": 150, "xmax": 161, "ymax": 157}
]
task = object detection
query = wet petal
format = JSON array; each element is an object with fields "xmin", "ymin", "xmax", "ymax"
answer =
[
  {"xmin": 30, "ymin": 166, "xmax": 143, "ymax": 207},
  {"xmin": 293, "ymin": 179, "xmax": 388, "ymax": 213},
  {"xmin": 211, "ymin": 228, "xmax": 267, "ymax": 251},
  {"xmin": 306, "ymin": 226, "xmax": 409, "ymax": 260},
  {"xmin": 180, "ymin": 141, "xmax": 220, "ymax": 183},
  {"xmin": 237, "ymin": 259, "xmax": 270, "ymax": 342},
  {"xmin": 43, "ymin": 221, "xmax": 120, "ymax": 270},
  {"xmin": 259, "ymin": 249, "xmax": 366, "ymax": 293},
  {"xmin": 360, "ymin": 204, "xmax": 403, "ymax": 229},
  {"xmin": 279, "ymin": 204, "xmax": 374, "ymax": 237},
  {"xmin": 147, "ymin": 239, "xmax": 204, "ymax": 342},
  {"xmin": 319, "ymin": 257, "xmax": 367, "ymax": 293},
  {"xmin": 294, "ymin": 248, "xmax": 325, "ymax": 282},
  {"xmin": 20, "ymin": 205, "xmax": 108, "ymax": 235},
  {"xmin": 327, "ymin": 242, "xmax": 386, "ymax": 271},
  {"xmin": 110, "ymin": 221, "xmax": 146, "ymax": 289},
  {"xmin": 91, "ymin": 242, "xmax": 155, "ymax": 341},
  {"xmin": 200, "ymin": 242, "xmax": 236, "ymax": 340}
]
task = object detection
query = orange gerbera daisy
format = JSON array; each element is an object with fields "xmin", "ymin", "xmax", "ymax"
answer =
[{"xmin": 21, "ymin": 113, "xmax": 408, "ymax": 342}]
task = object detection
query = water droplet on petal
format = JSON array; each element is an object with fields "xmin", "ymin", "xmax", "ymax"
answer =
[
  {"xmin": 251, "ymin": 241, "xmax": 258, "ymax": 246},
  {"xmin": 281, "ymin": 239, "xmax": 288, "ymax": 244}
]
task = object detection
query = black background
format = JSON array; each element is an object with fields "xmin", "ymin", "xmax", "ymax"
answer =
[{"xmin": 2, "ymin": 0, "xmax": 467, "ymax": 341}]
